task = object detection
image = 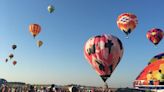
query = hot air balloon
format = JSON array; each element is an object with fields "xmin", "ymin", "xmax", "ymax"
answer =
[
  {"xmin": 13, "ymin": 61, "xmax": 17, "ymax": 66},
  {"xmin": 146, "ymin": 28, "xmax": 163, "ymax": 46},
  {"xmin": 84, "ymin": 34, "xmax": 124, "ymax": 83},
  {"xmin": 148, "ymin": 53, "xmax": 164, "ymax": 65},
  {"xmin": 48, "ymin": 5, "xmax": 55, "ymax": 13},
  {"xmin": 134, "ymin": 59, "xmax": 164, "ymax": 87},
  {"xmin": 9, "ymin": 54, "xmax": 14, "ymax": 59},
  {"xmin": 5, "ymin": 59, "xmax": 8, "ymax": 63},
  {"xmin": 117, "ymin": 13, "xmax": 138, "ymax": 38},
  {"xmin": 37, "ymin": 40, "xmax": 43, "ymax": 47},
  {"xmin": 29, "ymin": 24, "xmax": 41, "ymax": 38},
  {"xmin": 12, "ymin": 44, "xmax": 17, "ymax": 50}
]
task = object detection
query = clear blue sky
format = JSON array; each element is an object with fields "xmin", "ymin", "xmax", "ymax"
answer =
[{"xmin": 0, "ymin": 0, "xmax": 164, "ymax": 88}]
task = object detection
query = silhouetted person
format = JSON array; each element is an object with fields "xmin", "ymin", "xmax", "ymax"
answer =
[
  {"xmin": 72, "ymin": 87, "xmax": 78, "ymax": 92},
  {"xmin": 49, "ymin": 84, "xmax": 55, "ymax": 92},
  {"xmin": 29, "ymin": 85, "xmax": 35, "ymax": 92}
]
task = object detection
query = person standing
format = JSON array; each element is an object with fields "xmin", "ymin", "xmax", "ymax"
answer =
[
  {"xmin": 49, "ymin": 84, "xmax": 55, "ymax": 92},
  {"xmin": 29, "ymin": 85, "xmax": 35, "ymax": 92}
]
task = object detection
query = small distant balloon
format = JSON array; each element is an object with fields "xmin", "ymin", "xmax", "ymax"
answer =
[
  {"xmin": 5, "ymin": 59, "xmax": 8, "ymax": 63},
  {"xmin": 48, "ymin": 5, "xmax": 55, "ymax": 13},
  {"xmin": 37, "ymin": 40, "xmax": 43, "ymax": 47},
  {"xmin": 12, "ymin": 44, "xmax": 17, "ymax": 50},
  {"xmin": 9, "ymin": 54, "xmax": 14, "ymax": 59},
  {"xmin": 146, "ymin": 28, "xmax": 163, "ymax": 46},
  {"xmin": 13, "ymin": 61, "xmax": 17, "ymax": 66}
]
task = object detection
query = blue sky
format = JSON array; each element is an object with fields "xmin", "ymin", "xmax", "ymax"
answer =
[{"xmin": 0, "ymin": 0, "xmax": 164, "ymax": 88}]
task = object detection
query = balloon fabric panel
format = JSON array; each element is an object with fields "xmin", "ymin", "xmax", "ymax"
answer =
[
  {"xmin": 149, "ymin": 53, "xmax": 164, "ymax": 64},
  {"xmin": 136, "ymin": 59, "xmax": 164, "ymax": 81}
]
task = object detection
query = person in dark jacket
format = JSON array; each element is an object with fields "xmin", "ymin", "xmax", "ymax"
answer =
[
  {"xmin": 29, "ymin": 85, "xmax": 35, "ymax": 92},
  {"xmin": 49, "ymin": 84, "xmax": 55, "ymax": 92}
]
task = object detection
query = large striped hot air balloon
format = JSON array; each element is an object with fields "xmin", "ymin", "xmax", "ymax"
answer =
[
  {"xmin": 29, "ymin": 24, "xmax": 41, "ymax": 38},
  {"xmin": 84, "ymin": 34, "xmax": 124, "ymax": 83}
]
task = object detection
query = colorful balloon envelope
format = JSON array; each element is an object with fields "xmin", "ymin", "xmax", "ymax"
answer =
[
  {"xmin": 117, "ymin": 13, "xmax": 138, "ymax": 37},
  {"xmin": 148, "ymin": 52, "xmax": 164, "ymax": 65},
  {"xmin": 48, "ymin": 5, "xmax": 55, "ymax": 13},
  {"xmin": 84, "ymin": 34, "xmax": 124, "ymax": 82},
  {"xmin": 146, "ymin": 28, "xmax": 163, "ymax": 46},
  {"xmin": 134, "ymin": 59, "xmax": 164, "ymax": 86},
  {"xmin": 13, "ymin": 61, "xmax": 17, "ymax": 66},
  {"xmin": 29, "ymin": 24, "xmax": 41, "ymax": 38},
  {"xmin": 37, "ymin": 40, "xmax": 43, "ymax": 47}
]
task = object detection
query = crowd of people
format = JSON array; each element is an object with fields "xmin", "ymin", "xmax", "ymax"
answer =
[
  {"xmin": 1, "ymin": 84, "xmax": 61, "ymax": 92},
  {"xmin": 0, "ymin": 84, "xmax": 112, "ymax": 92}
]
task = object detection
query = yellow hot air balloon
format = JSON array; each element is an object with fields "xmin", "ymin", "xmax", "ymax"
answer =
[{"xmin": 37, "ymin": 40, "xmax": 43, "ymax": 47}]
